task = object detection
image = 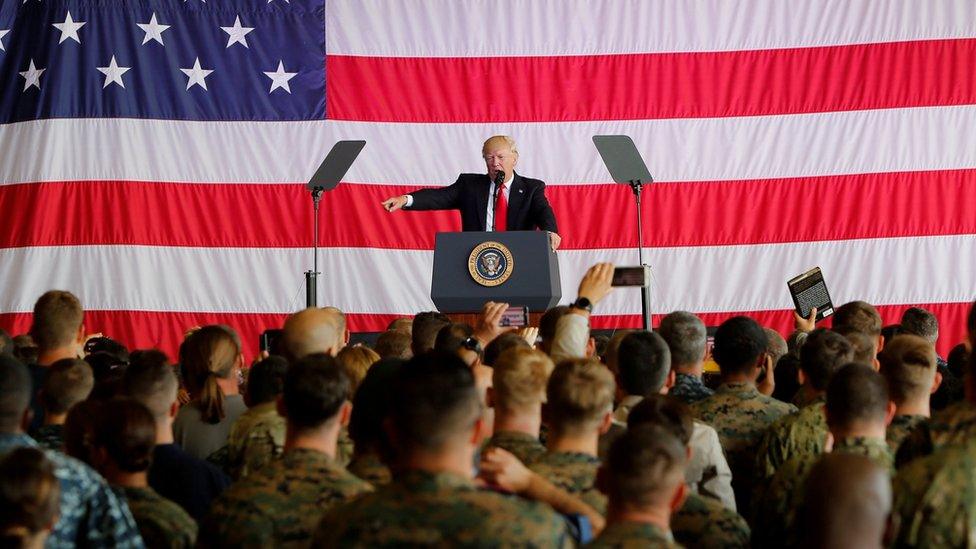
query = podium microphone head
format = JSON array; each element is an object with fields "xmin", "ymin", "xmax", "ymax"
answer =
[{"xmin": 494, "ymin": 171, "xmax": 505, "ymax": 185}]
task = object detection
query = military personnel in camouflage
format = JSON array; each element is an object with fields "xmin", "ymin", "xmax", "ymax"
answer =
[
  {"xmin": 226, "ymin": 356, "xmax": 287, "ymax": 479},
  {"xmin": 658, "ymin": 311, "xmax": 714, "ymax": 405},
  {"xmin": 86, "ymin": 398, "xmax": 197, "ymax": 548},
  {"xmin": 691, "ymin": 316, "xmax": 797, "ymax": 514},
  {"xmin": 877, "ymin": 335, "xmax": 940, "ymax": 462},
  {"xmin": 798, "ymin": 454, "xmax": 891, "ymax": 548},
  {"xmin": 589, "ymin": 425, "xmax": 686, "ymax": 548},
  {"xmin": 753, "ymin": 363, "xmax": 895, "ymax": 548},
  {"xmin": 754, "ymin": 329, "xmax": 854, "ymax": 484},
  {"xmin": 529, "ymin": 357, "xmax": 615, "ymax": 515},
  {"xmin": 200, "ymin": 354, "xmax": 371, "ymax": 548},
  {"xmin": 346, "ymin": 358, "xmax": 403, "ymax": 485},
  {"xmin": 315, "ymin": 352, "xmax": 569, "ymax": 547},
  {"xmin": 627, "ymin": 396, "xmax": 750, "ymax": 548},
  {"xmin": 484, "ymin": 348, "xmax": 554, "ymax": 464},
  {"xmin": 32, "ymin": 358, "xmax": 94, "ymax": 451}
]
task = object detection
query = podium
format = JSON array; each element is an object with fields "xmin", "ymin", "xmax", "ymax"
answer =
[{"xmin": 431, "ymin": 231, "xmax": 561, "ymax": 313}]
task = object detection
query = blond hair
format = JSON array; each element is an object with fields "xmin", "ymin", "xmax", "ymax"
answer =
[
  {"xmin": 180, "ymin": 325, "xmax": 240, "ymax": 424},
  {"xmin": 482, "ymin": 135, "xmax": 518, "ymax": 157},
  {"xmin": 878, "ymin": 334, "xmax": 938, "ymax": 405},
  {"xmin": 336, "ymin": 345, "xmax": 380, "ymax": 396},
  {"xmin": 546, "ymin": 358, "xmax": 615, "ymax": 435},
  {"xmin": 492, "ymin": 348, "xmax": 554, "ymax": 413}
]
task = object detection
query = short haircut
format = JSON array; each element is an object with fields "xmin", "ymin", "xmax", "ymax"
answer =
[
  {"xmin": 712, "ymin": 316, "xmax": 767, "ymax": 376},
  {"xmin": 283, "ymin": 308, "xmax": 342, "ymax": 361},
  {"xmin": 0, "ymin": 447, "xmax": 60, "ymax": 542},
  {"xmin": 626, "ymin": 395, "xmax": 694, "ymax": 446},
  {"xmin": 282, "ymin": 354, "xmax": 350, "ymax": 430},
  {"xmin": 539, "ymin": 306, "xmax": 572, "ymax": 352},
  {"xmin": 605, "ymin": 330, "xmax": 635, "ymax": 376},
  {"xmin": 11, "ymin": 335, "xmax": 38, "ymax": 365},
  {"xmin": 826, "ymin": 363, "xmax": 889, "ymax": 429},
  {"xmin": 483, "ymin": 332, "xmax": 531, "ymax": 367},
  {"xmin": 64, "ymin": 399, "xmax": 100, "ymax": 463},
  {"xmin": 878, "ymin": 335, "xmax": 938, "ymax": 406},
  {"xmin": 245, "ymin": 356, "xmax": 288, "ymax": 406},
  {"xmin": 492, "ymin": 348, "xmax": 554, "ymax": 412},
  {"xmin": 764, "ymin": 328, "xmax": 788, "ymax": 365},
  {"xmin": 658, "ymin": 311, "xmax": 706, "ymax": 367},
  {"xmin": 390, "ymin": 352, "xmax": 482, "ymax": 452},
  {"xmin": 433, "ymin": 323, "xmax": 474, "ymax": 355},
  {"xmin": 41, "ymin": 358, "xmax": 94, "ymax": 415},
  {"xmin": 833, "ymin": 301, "xmax": 882, "ymax": 337},
  {"xmin": 899, "ymin": 307, "xmax": 939, "ymax": 344},
  {"xmin": 947, "ymin": 343, "xmax": 969, "ymax": 380},
  {"xmin": 30, "ymin": 290, "xmax": 83, "ymax": 351},
  {"xmin": 411, "ymin": 312, "xmax": 451, "ymax": 355},
  {"xmin": 91, "ymin": 398, "xmax": 157, "ymax": 473},
  {"xmin": 836, "ymin": 328, "xmax": 879, "ymax": 366},
  {"xmin": 180, "ymin": 325, "xmax": 240, "ymax": 424},
  {"xmin": 0, "ymin": 354, "xmax": 31, "ymax": 433},
  {"xmin": 617, "ymin": 331, "xmax": 671, "ymax": 397},
  {"xmin": 322, "ymin": 306, "xmax": 347, "ymax": 335},
  {"xmin": 546, "ymin": 358, "xmax": 615, "ymax": 435},
  {"xmin": 386, "ymin": 317, "xmax": 413, "ymax": 334},
  {"xmin": 336, "ymin": 346, "xmax": 380, "ymax": 395},
  {"xmin": 604, "ymin": 425, "xmax": 687, "ymax": 508},
  {"xmin": 482, "ymin": 135, "xmax": 518, "ymax": 157},
  {"xmin": 349, "ymin": 358, "xmax": 404, "ymax": 449},
  {"xmin": 799, "ymin": 329, "xmax": 855, "ymax": 391},
  {"xmin": 773, "ymin": 354, "xmax": 803, "ymax": 404},
  {"xmin": 374, "ymin": 330, "xmax": 412, "ymax": 360},
  {"xmin": 122, "ymin": 350, "xmax": 178, "ymax": 419}
]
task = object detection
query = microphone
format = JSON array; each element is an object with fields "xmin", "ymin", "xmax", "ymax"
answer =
[{"xmin": 491, "ymin": 171, "xmax": 505, "ymax": 231}]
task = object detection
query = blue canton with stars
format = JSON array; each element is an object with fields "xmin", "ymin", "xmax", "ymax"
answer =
[{"xmin": 0, "ymin": 0, "xmax": 325, "ymax": 123}]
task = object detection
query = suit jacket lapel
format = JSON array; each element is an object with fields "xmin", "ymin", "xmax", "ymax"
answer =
[
  {"xmin": 477, "ymin": 174, "xmax": 490, "ymax": 231},
  {"xmin": 507, "ymin": 173, "xmax": 524, "ymax": 229}
]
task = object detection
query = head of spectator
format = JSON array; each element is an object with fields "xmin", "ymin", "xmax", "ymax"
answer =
[
  {"xmin": 765, "ymin": 328, "xmax": 788, "ymax": 366},
  {"xmin": 30, "ymin": 291, "xmax": 85, "ymax": 366},
  {"xmin": 434, "ymin": 323, "xmax": 474, "ymax": 356},
  {"xmin": 483, "ymin": 332, "xmax": 531, "ymax": 368},
  {"xmin": 63, "ymin": 400, "xmax": 100, "ymax": 464},
  {"xmin": 0, "ymin": 329, "xmax": 13, "ymax": 355},
  {"xmin": 83, "ymin": 340, "xmax": 129, "ymax": 399},
  {"xmin": 122, "ymin": 350, "xmax": 179, "ymax": 446},
  {"xmin": 374, "ymin": 330, "xmax": 412, "ymax": 360},
  {"xmin": 538, "ymin": 306, "xmax": 572, "ymax": 355},
  {"xmin": 825, "ymin": 364, "xmax": 895, "ymax": 442},
  {"xmin": 596, "ymin": 425, "xmax": 687, "ymax": 533},
  {"xmin": 604, "ymin": 330, "xmax": 635, "ymax": 378},
  {"xmin": 11, "ymin": 335, "xmax": 38, "ymax": 366},
  {"xmin": 180, "ymin": 325, "xmax": 243, "ymax": 424},
  {"xmin": 39, "ymin": 359, "xmax": 93, "ymax": 427},
  {"xmin": 88, "ymin": 398, "xmax": 156, "ymax": 489},
  {"xmin": 616, "ymin": 331, "xmax": 673, "ymax": 400},
  {"xmin": 0, "ymin": 354, "xmax": 32, "ymax": 435},
  {"xmin": 284, "ymin": 308, "xmax": 343, "ymax": 360},
  {"xmin": 833, "ymin": 301, "xmax": 884, "ymax": 354},
  {"xmin": 594, "ymin": 334, "xmax": 610, "ymax": 362},
  {"xmin": 796, "ymin": 329, "xmax": 855, "ymax": 403},
  {"xmin": 349, "ymin": 358, "xmax": 404, "ymax": 464},
  {"xmin": 83, "ymin": 337, "xmax": 128, "ymax": 361},
  {"xmin": 386, "ymin": 317, "xmax": 413, "ymax": 335},
  {"xmin": 899, "ymin": 307, "xmax": 939, "ymax": 347},
  {"xmin": 658, "ymin": 312, "xmax": 706, "ymax": 377},
  {"xmin": 336, "ymin": 346, "xmax": 380, "ymax": 396},
  {"xmin": 387, "ymin": 352, "xmax": 484, "ymax": 477},
  {"xmin": 947, "ymin": 343, "xmax": 969, "ymax": 380},
  {"xmin": 880, "ymin": 325, "xmax": 902, "ymax": 348},
  {"xmin": 627, "ymin": 395, "xmax": 694, "ymax": 449},
  {"xmin": 544, "ymin": 358, "xmax": 615, "ymax": 454},
  {"xmin": 410, "ymin": 311, "xmax": 451, "ymax": 357},
  {"xmin": 772, "ymin": 354, "xmax": 803, "ymax": 404},
  {"xmin": 0, "ymin": 447, "xmax": 60, "ymax": 549},
  {"xmin": 878, "ymin": 335, "xmax": 940, "ymax": 418},
  {"xmin": 322, "ymin": 306, "xmax": 350, "ymax": 350},
  {"xmin": 489, "ymin": 348, "xmax": 554, "ymax": 438},
  {"xmin": 835, "ymin": 328, "xmax": 880, "ymax": 370},
  {"xmin": 244, "ymin": 356, "xmax": 288, "ymax": 408},
  {"xmin": 711, "ymin": 316, "xmax": 768, "ymax": 383},
  {"xmin": 798, "ymin": 453, "xmax": 892, "ymax": 549},
  {"xmin": 280, "ymin": 354, "xmax": 351, "ymax": 459}
]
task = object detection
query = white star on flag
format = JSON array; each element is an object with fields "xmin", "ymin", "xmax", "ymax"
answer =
[
  {"xmin": 19, "ymin": 59, "xmax": 45, "ymax": 91},
  {"xmin": 137, "ymin": 13, "xmax": 171, "ymax": 46},
  {"xmin": 263, "ymin": 61, "xmax": 298, "ymax": 94},
  {"xmin": 53, "ymin": 11, "xmax": 86, "ymax": 45},
  {"xmin": 180, "ymin": 57, "xmax": 214, "ymax": 91},
  {"xmin": 97, "ymin": 56, "xmax": 131, "ymax": 89},
  {"xmin": 221, "ymin": 16, "xmax": 254, "ymax": 49},
  {"xmin": 0, "ymin": 29, "xmax": 9, "ymax": 52}
]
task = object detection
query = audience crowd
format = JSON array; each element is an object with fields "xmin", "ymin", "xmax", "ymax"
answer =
[{"xmin": 1, "ymin": 263, "xmax": 974, "ymax": 548}]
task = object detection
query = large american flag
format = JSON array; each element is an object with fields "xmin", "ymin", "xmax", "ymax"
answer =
[{"xmin": 1, "ymin": 0, "xmax": 974, "ymax": 359}]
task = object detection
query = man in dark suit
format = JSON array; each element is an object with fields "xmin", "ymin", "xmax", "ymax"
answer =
[{"xmin": 381, "ymin": 136, "xmax": 561, "ymax": 250}]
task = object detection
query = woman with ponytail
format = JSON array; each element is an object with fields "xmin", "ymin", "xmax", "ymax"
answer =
[{"xmin": 172, "ymin": 325, "xmax": 247, "ymax": 460}]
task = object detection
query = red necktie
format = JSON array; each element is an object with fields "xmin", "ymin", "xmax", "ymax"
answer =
[{"xmin": 495, "ymin": 184, "xmax": 508, "ymax": 231}]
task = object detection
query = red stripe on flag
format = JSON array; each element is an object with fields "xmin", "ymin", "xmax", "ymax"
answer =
[
  {"xmin": 326, "ymin": 39, "xmax": 976, "ymax": 122},
  {"xmin": 1, "ymin": 302, "xmax": 970, "ymax": 364},
  {"xmin": 3, "ymin": 169, "xmax": 976, "ymax": 249}
]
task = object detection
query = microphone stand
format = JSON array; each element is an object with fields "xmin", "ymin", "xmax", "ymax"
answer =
[{"xmin": 305, "ymin": 186, "xmax": 324, "ymax": 308}]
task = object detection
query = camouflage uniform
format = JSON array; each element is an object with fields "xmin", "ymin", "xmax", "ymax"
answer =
[
  {"xmin": 753, "ymin": 436, "xmax": 892, "ymax": 548},
  {"xmin": 347, "ymin": 451, "xmax": 392, "ymax": 486},
  {"xmin": 32, "ymin": 423, "xmax": 65, "ymax": 451},
  {"xmin": 485, "ymin": 430, "xmax": 547, "ymax": 464},
  {"xmin": 314, "ymin": 469, "xmax": 570, "ymax": 547},
  {"xmin": 225, "ymin": 401, "xmax": 286, "ymax": 479},
  {"xmin": 691, "ymin": 382, "xmax": 797, "ymax": 514},
  {"xmin": 670, "ymin": 373, "xmax": 714, "ymax": 405},
  {"xmin": 337, "ymin": 426, "xmax": 354, "ymax": 467},
  {"xmin": 671, "ymin": 492, "xmax": 749, "ymax": 549},
  {"xmin": 886, "ymin": 414, "xmax": 928, "ymax": 457},
  {"xmin": 893, "ymin": 439, "xmax": 976, "ymax": 547},
  {"xmin": 754, "ymin": 397, "xmax": 827, "ymax": 483},
  {"xmin": 199, "ymin": 448, "xmax": 371, "ymax": 548},
  {"xmin": 926, "ymin": 400, "xmax": 976, "ymax": 450},
  {"xmin": 587, "ymin": 521, "xmax": 681, "ymax": 548},
  {"xmin": 118, "ymin": 486, "xmax": 197, "ymax": 548},
  {"xmin": 530, "ymin": 451, "xmax": 607, "ymax": 515}
]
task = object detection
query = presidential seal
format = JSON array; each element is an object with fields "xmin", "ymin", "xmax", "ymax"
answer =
[{"xmin": 468, "ymin": 241, "xmax": 514, "ymax": 287}]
